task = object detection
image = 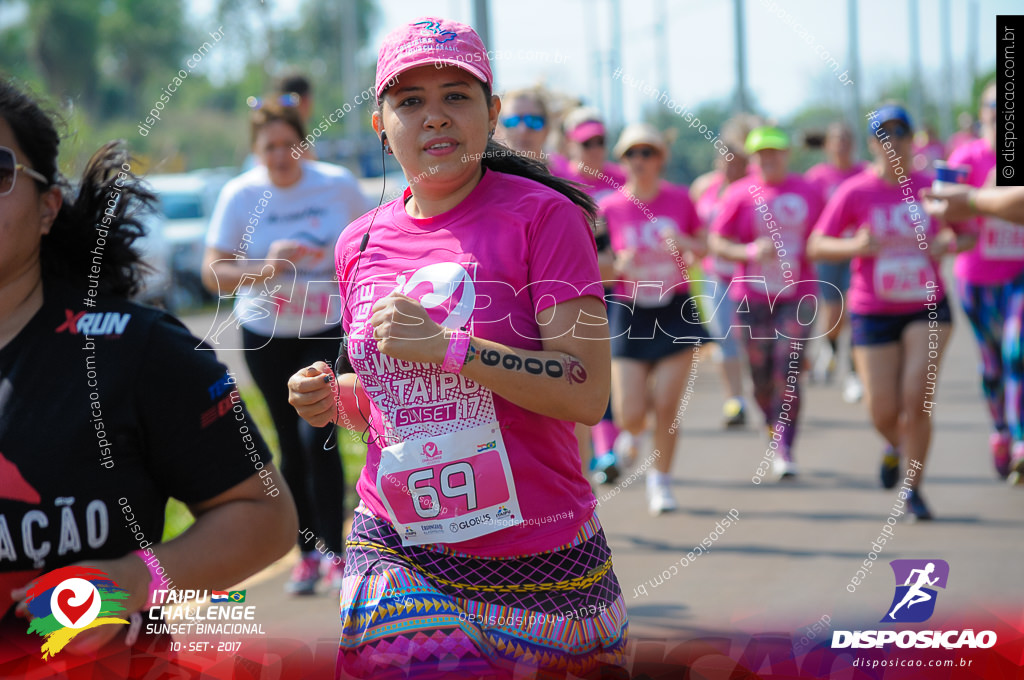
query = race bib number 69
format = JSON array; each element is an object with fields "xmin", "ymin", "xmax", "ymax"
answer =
[{"xmin": 376, "ymin": 422, "xmax": 523, "ymax": 545}]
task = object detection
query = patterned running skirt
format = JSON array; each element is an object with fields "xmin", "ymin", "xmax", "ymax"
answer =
[{"xmin": 338, "ymin": 506, "xmax": 629, "ymax": 679}]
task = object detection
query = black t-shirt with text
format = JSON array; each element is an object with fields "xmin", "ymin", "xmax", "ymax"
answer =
[{"xmin": 0, "ymin": 280, "xmax": 271, "ymax": 643}]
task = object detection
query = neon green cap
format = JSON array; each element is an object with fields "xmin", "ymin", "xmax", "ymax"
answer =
[{"xmin": 744, "ymin": 127, "xmax": 790, "ymax": 154}]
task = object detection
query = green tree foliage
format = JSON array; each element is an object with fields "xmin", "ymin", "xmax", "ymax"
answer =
[
  {"xmin": 23, "ymin": 0, "xmax": 101, "ymax": 111},
  {"xmin": 99, "ymin": 0, "xmax": 188, "ymax": 117}
]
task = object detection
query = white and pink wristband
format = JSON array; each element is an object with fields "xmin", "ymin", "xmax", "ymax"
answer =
[{"xmin": 442, "ymin": 328, "xmax": 472, "ymax": 373}]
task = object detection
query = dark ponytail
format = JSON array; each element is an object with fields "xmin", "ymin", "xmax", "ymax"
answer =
[
  {"xmin": 43, "ymin": 142, "xmax": 157, "ymax": 297},
  {"xmin": 479, "ymin": 84, "xmax": 596, "ymax": 225},
  {"xmin": 479, "ymin": 137, "xmax": 597, "ymax": 225},
  {"xmin": 0, "ymin": 78, "xmax": 157, "ymax": 298}
]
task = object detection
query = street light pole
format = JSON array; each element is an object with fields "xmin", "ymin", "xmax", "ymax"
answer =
[{"xmin": 733, "ymin": 0, "xmax": 749, "ymax": 113}]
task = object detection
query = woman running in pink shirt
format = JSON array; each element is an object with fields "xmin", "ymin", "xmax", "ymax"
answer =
[
  {"xmin": 809, "ymin": 104, "xmax": 975, "ymax": 519},
  {"xmin": 711, "ymin": 127, "xmax": 823, "ymax": 481},
  {"xmin": 601, "ymin": 123, "xmax": 707, "ymax": 515},
  {"xmin": 287, "ymin": 17, "xmax": 626, "ymax": 679},
  {"xmin": 946, "ymin": 82, "xmax": 1024, "ymax": 483}
]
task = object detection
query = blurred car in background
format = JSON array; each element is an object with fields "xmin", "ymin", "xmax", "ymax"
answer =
[{"xmin": 134, "ymin": 169, "xmax": 233, "ymax": 312}]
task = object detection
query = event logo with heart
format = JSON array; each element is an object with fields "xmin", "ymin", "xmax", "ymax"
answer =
[{"xmin": 23, "ymin": 566, "xmax": 130, "ymax": 659}]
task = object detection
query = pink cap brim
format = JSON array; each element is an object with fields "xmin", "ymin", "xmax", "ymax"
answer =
[
  {"xmin": 568, "ymin": 121, "xmax": 606, "ymax": 143},
  {"xmin": 376, "ymin": 58, "xmax": 491, "ymax": 100}
]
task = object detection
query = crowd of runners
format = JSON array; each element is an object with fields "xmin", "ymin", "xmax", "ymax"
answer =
[
  {"xmin": 3, "ymin": 11, "xmax": 1021, "ymax": 679},
  {"xmin": 482, "ymin": 83, "xmax": 1016, "ymax": 529}
]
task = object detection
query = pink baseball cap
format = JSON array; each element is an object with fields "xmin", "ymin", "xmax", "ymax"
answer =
[{"xmin": 375, "ymin": 17, "xmax": 493, "ymax": 101}]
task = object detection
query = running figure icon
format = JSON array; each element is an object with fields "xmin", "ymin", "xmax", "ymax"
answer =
[
  {"xmin": 210, "ymin": 264, "xmax": 285, "ymax": 345},
  {"xmin": 888, "ymin": 562, "xmax": 939, "ymax": 619}
]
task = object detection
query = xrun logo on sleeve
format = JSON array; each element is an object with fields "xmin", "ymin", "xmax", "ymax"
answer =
[
  {"xmin": 23, "ymin": 566, "xmax": 130, "ymax": 659},
  {"xmin": 55, "ymin": 310, "xmax": 132, "ymax": 336},
  {"xmin": 832, "ymin": 559, "xmax": 997, "ymax": 650}
]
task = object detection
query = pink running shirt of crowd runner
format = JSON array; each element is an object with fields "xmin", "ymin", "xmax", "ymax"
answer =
[
  {"xmin": 697, "ymin": 172, "xmax": 739, "ymax": 279},
  {"xmin": 805, "ymin": 161, "xmax": 868, "ymax": 201},
  {"xmin": 947, "ymin": 138, "xmax": 1024, "ymax": 286},
  {"xmin": 599, "ymin": 180, "xmax": 701, "ymax": 305},
  {"xmin": 711, "ymin": 173, "xmax": 823, "ymax": 304},
  {"xmin": 334, "ymin": 168, "xmax": 603, "ymax": 558},
  {"xmin": 560, "ymin": 161, "xmax": 628, "ymax": 202},
  {"xmin": 813, "ymin": 169, "xmax": 948, "ymax": 316}
]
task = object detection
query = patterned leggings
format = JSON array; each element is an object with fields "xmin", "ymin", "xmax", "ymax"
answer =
[
  {"xmin": 742, "ymin": 300, "xmax": 807, "ymax": 453},
  {"xmin": 957, "ymin": 271, "xmax": 1024, "ymax": 443}
]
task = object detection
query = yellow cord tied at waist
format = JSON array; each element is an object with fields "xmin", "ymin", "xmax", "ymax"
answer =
[{"xmin": 346, "ymin": 540, "xmax": 613, "ymax": 592}]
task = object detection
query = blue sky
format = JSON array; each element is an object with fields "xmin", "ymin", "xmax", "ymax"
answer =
[{"xmin": 178, "ymin": 0, "xmax": 1018, "ymax": 121}]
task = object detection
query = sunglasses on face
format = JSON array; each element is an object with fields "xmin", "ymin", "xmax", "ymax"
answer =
[
  {"xmin": 623, "ymin": 146, "xmax": 658, "ymax": 159},
  {"xmin": 247, "ymin": 92, "xmax": 301, "ymax": 110},
  {"xmin": 0, "ymin": 146, "xmax": 49, "ymax": 197},
  {"xmin": 501, "ymin": 114, "xmax": 546, "ymax": 130},
  {"xmin": 882, "ymin": 124, "xmax": 911, "ymax": 139},
  {"xmin": 581, "ymin": 136, "xmax": 605, "ymax": 149}
]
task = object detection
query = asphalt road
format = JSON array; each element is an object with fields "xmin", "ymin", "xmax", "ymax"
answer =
[{"xmin": 177, "ymin": 290, "xmax": 1024, "ymax": 671}]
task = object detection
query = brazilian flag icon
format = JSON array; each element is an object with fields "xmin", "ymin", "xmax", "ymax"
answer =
[{"xmin": 228, "ymin": 590, "xmax": 246, "ymax": 603}]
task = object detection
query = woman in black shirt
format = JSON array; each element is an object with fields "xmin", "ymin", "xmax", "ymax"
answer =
[{"xmin": 0, "ymin": 78, "xmax": 297, "ymax": 667}]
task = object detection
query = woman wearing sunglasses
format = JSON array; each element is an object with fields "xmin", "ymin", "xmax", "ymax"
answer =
[
  {"xmin": 943, "ymin": 82, "xmax": 1024, "ymax": 483},
  {"xmin": 559, "ymin": 107, "xmax": 627, "ymax": 202},
  {"xmin": 285, "ymin": 17, "xmax": 625, "ymax": 679},
  {"xmin": 0, "ymin": 78, "xmax": 297, "ymax": 664},
  {"xmin": 495, "ymin": 87, "xmax": 550, "ymax": 165},
  {"xmin": 808, "ymin": 104, "xmax": 974, "ymax": 519},
  {"xmin": 202, "ymin": 102, "xmax": 371, "ymax": 595},
  {"xmin": 601, "ymin": 123, "xmax": 706, "ymax": 515},
  {"xmin": 710, "ymin": 127, "xmax": 824, "ymax": 482}
]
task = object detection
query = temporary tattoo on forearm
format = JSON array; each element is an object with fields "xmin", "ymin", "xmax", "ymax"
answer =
[
  {"xmin": 562, "ymin": 355, "xmax": 589, "ymax": 384},
  {"xmin": 472, "ymin": 346, "xmax": 586, "ymax": 382}
]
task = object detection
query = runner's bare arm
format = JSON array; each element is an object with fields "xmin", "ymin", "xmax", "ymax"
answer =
[
  {"xmin": 11, "ymin": 465, "xmax": 297, "ymax": 619},
  {"xmin": 200, "ymin": 242, "xmax": 312, "ymax": 294},
  {"xmin": 369, "ymin": 292, "xmax": 611, "ymax": 425},
  {"xmin": 665, "ymin": 226, "xmax": 708, "ymax": 259},
  {"xmin": 807, "ymin": 226, "xmax": 878, "ymax": 260},
  {"xmin": 709, "ymin": 232, "xmax": 774, "ymax": 263},
  {"xmin": 288, "ymin": 361, "xmax": 371, "ymax": 428},
  {"xmin": 921, "ymin": 184, "xmax": 1024, "ymax": 224},
  {"xmin": 151, "ymin": 466, "xmax": 298, "ymax": 591},
  {"xmin": 929, "ymin": 226, "xmax": 977, "ymax": 257}
]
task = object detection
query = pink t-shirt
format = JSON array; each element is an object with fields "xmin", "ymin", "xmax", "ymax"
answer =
[
  {"xmin": 947, "ymin": 138, "xmax": 1024, "ymax": 285},
  {"xmin": 946, "ymin": 131, "xmax": 978, "ymax": 158},
  {"xmin": 696, "ymin": 172, "xmax": 739, "ymax": 278},
  {"xmin": 711, "ymin": 174, "xmax": 823, "ymax": 303},
  {"xmin": 335, "ymin": 169, "xmax": 602, "ymax": 558},
  {"xmin": 805, "ymin": 161, "xmax": 868, "ymax": 201},
  {"xmin": 547, "ymin": 153, "xmax": 571, "ymax": 177},
  {"xmin": 599, "ymin": 181, "xmax": 701, "ymax": 306},
  {"xmin": 560, "ymin": 161, "xmax": 628, "ymax": 203},
  {"xmin": 813, "ymin": 169, "xmax": 947, "ymax": 315}
]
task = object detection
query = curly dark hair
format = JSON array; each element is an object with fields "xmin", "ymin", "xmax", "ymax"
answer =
[{"xmin": 1, "ymin": 77, "xmax": 157, "ymax": 297}]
